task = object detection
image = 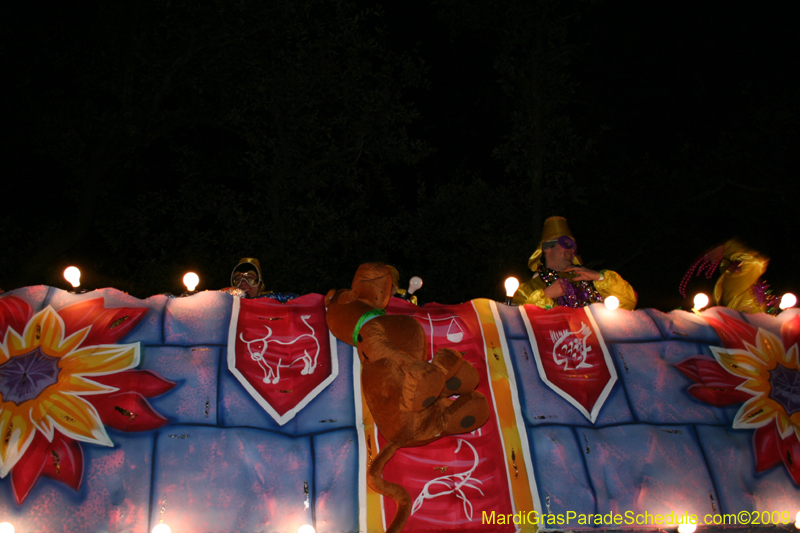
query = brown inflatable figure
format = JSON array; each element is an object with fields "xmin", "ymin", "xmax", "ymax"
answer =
[{"xmin": 325, "ymin": 263, "xmax": 490, "ymax": 533}]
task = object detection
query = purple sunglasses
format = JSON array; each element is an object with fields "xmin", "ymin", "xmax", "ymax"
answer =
[{"xmin": 542, "ymin": 236, "xmax": 577, "ymax": 251}]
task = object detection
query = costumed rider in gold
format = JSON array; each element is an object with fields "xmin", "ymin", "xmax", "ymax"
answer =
[
  {"xmin": 512, "ymin": 216, "xmax": 637, "ymax": 310},
  {"xmin": 223, "ymin": 257, "xmax": 299, "ymax": 303},
  {"xmin": 680, "ymin": 238, "xmax": 778, "ymax": 314}
]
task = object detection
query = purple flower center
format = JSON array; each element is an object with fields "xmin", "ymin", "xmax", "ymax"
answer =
[
  {"xmin": 769, "ymin": 364, "xmax": 800, "ymax": 416},
  {"xmin": 0, "ymin": 347, "xmax": 61, "ymax": 405}
]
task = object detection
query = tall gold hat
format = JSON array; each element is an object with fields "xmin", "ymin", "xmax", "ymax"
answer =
[{"xmin": 527, "ymin": 216, "xmax": 578, "ymax": 271}]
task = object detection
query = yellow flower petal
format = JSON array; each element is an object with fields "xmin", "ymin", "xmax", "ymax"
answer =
[
  {"xmin": 20, "ymin": 307, "xmax": 64, "ymax": 356},
  {"xmin": 59, "ymin": 343, "xmax": 140, "ymax": 376},
  {"xmin": 733, "ymin": 396, "xmax": 778, "ymax": 429},
  {"xmin": 713, "ymin": 347, "xmax": 770, "ymax": 381},
  {"xmin": 41, "ymin": 393, "xmax": 112, "ymax": 447},
  {"xmin": 740, "ymin": 378, "xmax": 770, "ymax": 394},
  {"xmin": 741, "ymin": 342, "xmax": 771, "ymax": 368},
  {"xmin": 755, "ymin": 330, "xmax": 786, "ymax": 366},
  {"xmin": 6, "ymin": 328, "xmax": 28, "ymax": 356},
  {"xmin": 60, "ymin": 375, "xmax": 118, "ymax": 395},
  {"xmin": 0, "ymin": 407, "xmax": 36, "ymax": 478},
  {"xmin": 30, "ymin": 409, "xmax": 55, "ymax": 442},
  {"xmin": 54, "ymin": 326, "xmax": 90, "ymax": 357}
]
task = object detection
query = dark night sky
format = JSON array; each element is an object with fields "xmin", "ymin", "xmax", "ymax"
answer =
[{"xmin": 1, "ymin": 1, "xmax": 797, "ymax": 310}]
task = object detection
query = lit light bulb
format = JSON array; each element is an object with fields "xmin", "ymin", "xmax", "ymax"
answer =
[
  {"xmin": 604, "ymin": 295, "xmax": 620, "ymax": 311},
  {"xmin": 677, "ymin": 522, "xmax": 696, "ymax": 533},
  {"xmin": 0, "ymin": 522, "xmax": 15, "ymax": 533},
  {"xmin": 298, "ymin": 525, "xmax": 315, "ymax": 533},
  {"xmin": 504, "ymin": 277, "xmax": 520, "ymax": 298},
  {"xmin": 794, "ymin": 510, "xmax": 799, "ymax": 529},
  {"xmin": 407, "ymin": 276, "xmax": 423, "ymax": 295},
  {"xmin": 152, "ymin": 523, "xmax": 172, "ymax": 533},
  {"xmin": 64, "ymin": 266, "xmax": 81, "ymax": 288},
  {"xmin": 503, "ymin": 277, "xmax": 520, "ymax": 306},
  {"xmin": 183, "ymin": 272, "xmax": 199, "ymax": 292},
  {"xmin": 693, "ymin": 292, "xmax": 709, "ymax": 311},
  {"xmin": 780, "ymin": 293, "xmax": 797, "ymax": 310}
]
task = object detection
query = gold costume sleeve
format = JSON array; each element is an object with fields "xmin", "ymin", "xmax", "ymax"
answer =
[
  {"xmin": 394, "ymin": 288, "xmax": 419, "ymax": 306},
  {"xmin": 713, "ymin": 239, "xmax": 769, "ymax": 313},
  {"xmin": 512, "ymin": 275, "xmax": 556, "ymax": 309},
  {"xmin": 594, "ymin": 270, "xmax": 637, "ymax": 310}
]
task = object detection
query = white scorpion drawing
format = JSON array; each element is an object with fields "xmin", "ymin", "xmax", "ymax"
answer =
[
  {"xmin": 550, "ymin": 322, "xmax": 594, "ymax": 370},
  {"xmin": 239, "ymin": 315, "xmax": 320, "ymax": 384},
  {"xmin": 411, "ymin": 438, "xmax": 484, "ymax": 521}
]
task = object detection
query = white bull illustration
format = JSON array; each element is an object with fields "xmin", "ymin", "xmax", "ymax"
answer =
[{"xmin": 239, "ymin": 314, "xmax": 320, "ymax": 384}]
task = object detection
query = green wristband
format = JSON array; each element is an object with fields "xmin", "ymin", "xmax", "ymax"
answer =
[{"xmin": 352, "ymin": 309, "xmax": 386, "ymax": 345}]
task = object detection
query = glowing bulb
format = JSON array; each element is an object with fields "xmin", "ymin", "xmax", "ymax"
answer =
[
  {"xmin": 152, "ymin": 523, "xmax": 171, "ymax": 533},
  {"xmin": 780, "ymin": 293, "xmax": 797, "ymax": 310},
  {"xmin": 677, "ymin": 522, "xmax": 696, "ymax": 533},
  {"xmin": 604, "ymin": 295, "xmax": 619, "ymax": 311},
  {"xmin": 693, "ymin": 292, "xmax": 709, "ymax": 311},
  {"xmin": 64, "ymin": 266, "xmax": 81, "ymax": 288},
  {"xmin": 504, "ymin": 277, "xmax": 520, "ymax": 298},
  {"xmin": 795, "ymin": 510, "xmax": 800, "ymax": 529},
  {"xmin": 298, "ymin": 525, "xmax": 315, "ymax": 533},
  {"xmin": 0, "ymin": 522, "xmax": 15, "ymax": 533},
  {"xmin": 183, "ymin": 272, "xmax": 199, "ymax": 292},
  {"xmin": 407, "ymin": 276, "xmax": 423, "ymax": 295}
]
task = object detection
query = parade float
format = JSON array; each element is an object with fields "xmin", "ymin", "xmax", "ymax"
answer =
[{"xmin": 1, "ymin": 276, "xmax": 799, "ymax": 533}]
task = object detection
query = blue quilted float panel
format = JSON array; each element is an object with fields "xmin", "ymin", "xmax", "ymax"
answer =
[
  {"xmin": 163, "ymin": 291, "xmax": 233, "ymax": 346},
  {"xmin": 150, "ymin": 426, "xmax": 315, "ymax": 532},
  {"xmin": 581, "ymin": 424, "xmax": 718, "ymax": 523},
  {"xmin": 613, "ymin": 341, "xmax": 729, "ymax": 425},
  {"xmin": 144, "ymin": 345, "xmax": 222, "ymax": 426},
  {"xmin": 645, "ymin": 308, "xmax": 721, "ymax": 344}
]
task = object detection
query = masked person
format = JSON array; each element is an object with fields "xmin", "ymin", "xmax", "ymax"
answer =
[
  {"xmin": 224, "ymin": 257, "xmax": 298, "ymax": 303},
  {"xmin": 228, "ymin": 258, "xmax": 265, "ymax": 298},
  {"xmin": 512, "ymin": 216, "xmax": 637, "ymax": 310}
]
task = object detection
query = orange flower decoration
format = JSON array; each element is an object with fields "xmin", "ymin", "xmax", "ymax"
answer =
[
  {"xmin": 0, "ymin": 295, "xmax": 175, "ymax": 503},
  {"xmin": 676, "ymin": 312, "xmax": 800, "ymax": 484},
  {"xmin": 713, "ymin": 328, "xmax": 800, "ymax": 439}
]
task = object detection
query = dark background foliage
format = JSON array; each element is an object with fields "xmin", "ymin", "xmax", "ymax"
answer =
[{"xmin": 2, "ymin": 1, "xmax": 797, "ymax": 310}]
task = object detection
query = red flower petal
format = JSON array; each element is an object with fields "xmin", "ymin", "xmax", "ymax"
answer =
[
  {"xmin": 40, "ymin": 433, "xmax": 84, "ymax": 491},
  {"xmin": 776, "ymin": 430, "xmax": 800, "ymax": 485},
  {"xmin": 703, "ymin": 313, "xmax": 757, "ymax": 351},
  {"xmin": 85, "ymin": 391, "xmax": 169, "ymax": 432},
  {"xmin": 753, "ymin": 423, "xmax": 783, "ymax": 473},
  {"xmin": 58, "ymin": 298, "xmax": 148, "ymax": 346},
  {"xmin": 0, "ymin": 295, "xmax": 33, "ymax": 339},
  {"xmin": 89, "ymin": 369, "xmax": 176, "ymax": 398},
  {"xmin": 10, "ymin": 432, "xmax": 83, "ymax": 504},
  {"xmin": 674, "ymin": 356, "xmax": 747, "ymax": 388},
  {"xmin": 10, "ymin": 433, "xmax": 48, "ymax": 504},
  {"xmin": 686, "ymin": 383, "xmax": 752, "ymax": 407},
  {"xmin": 781, "ymin": 314, "xmax": 800, "ymax": 354}
]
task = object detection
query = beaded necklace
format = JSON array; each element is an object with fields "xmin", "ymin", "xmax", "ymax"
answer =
[
  {"xmin": 538, "ymin": 265, "xmax": 602, "ymax": 308},
  {"xmin": 752, "ymin": 279, "xmax": 780, "ymax": 315}
]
